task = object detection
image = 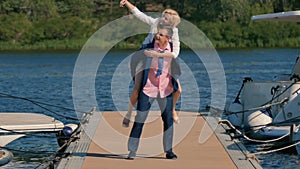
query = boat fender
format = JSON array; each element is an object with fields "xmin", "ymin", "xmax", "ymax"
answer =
[
  {"xmin": 57, "ymin": 124, "xmax": 78, "ymax": 147},
  {"xmin": 62, "ymin": 124, "xmax": 77, "ymax": 137},
  {"xmin": 63, "ymin": 126, "xmax": 73, "ymax": 137},
  {"xmin": 0, "ymin": 149, "xmax": 13, "ymax": 167},
  {"xmin": 247, "ymin": 110, "xmax": 272, "ymax": 129}
]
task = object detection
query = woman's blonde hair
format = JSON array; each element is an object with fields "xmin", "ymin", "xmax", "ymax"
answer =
[{"xmin": 162, "ymin": 9, "xmax": 181, "ymax": 27}]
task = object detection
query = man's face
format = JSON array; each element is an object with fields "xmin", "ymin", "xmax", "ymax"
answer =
[{"xmin": 154, "ymin": 29, "xmax": 170, "ymax": 47}]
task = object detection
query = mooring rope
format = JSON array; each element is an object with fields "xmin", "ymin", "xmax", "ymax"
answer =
[
  {"xmin": 0, "ymin": 92, "xmax": 95, "ymax": 168},
  {"xmin": 242, "ymin": 132, "xmax": 290, "ymax": 143},
  {"xmin": 0, "ymin": 91, "xmax": 87, "ymax": 121},
  {"xmin": 223, "ymin": 97, "xmax": 289, "ymax": 115},
  {"xmin": 33, "ymin": 124, "xmax": 82, "ymax": 169},
  {"xmin": 219, "ymin": 120, "xmax": 293, "ymax": 143},
  {"xmin": 0, "ymin": 126, "xmax": 77, "ymax": 139},
  {"xmin": 0, "ymin": 92, "xmax": 86, "ymax": 113},
  {"xmin": 247, "ymin": 141, "xmax": 300, "ymax": 157},
  {"xmin": 220, "ymin": 120, "xmax": 300, "ymax": 159}
]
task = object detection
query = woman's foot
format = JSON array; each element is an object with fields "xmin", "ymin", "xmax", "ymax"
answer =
[
  {"xmin": 172, "ymin": 110, "xmax": 180, "ymax": 124},
  {"xmin": 122, "ymin": 117, "xmax": 130, "ymax": 127}
]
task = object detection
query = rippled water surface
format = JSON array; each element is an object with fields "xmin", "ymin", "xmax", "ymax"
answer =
[{"xmin": 0, "ymin": 48, "xmax": 299, "ymax": 168}]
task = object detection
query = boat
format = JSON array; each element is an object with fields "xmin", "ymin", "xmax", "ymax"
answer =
[
  {"xmin": 0, "ymin": 112, "xmax": 79, "ymax": 167},
  {"xmin": 223, "ymin": 11, "xmax": 300, "ymax": 151}
]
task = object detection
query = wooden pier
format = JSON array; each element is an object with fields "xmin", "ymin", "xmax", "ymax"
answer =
[{"xmin": 57, "ymin": 111, "xmax": 262, "ymax": 169}]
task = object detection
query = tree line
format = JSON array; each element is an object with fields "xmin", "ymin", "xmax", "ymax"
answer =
[{"xmin": 0, "ymin": 0, "xmax": 300, "ymax": 50}]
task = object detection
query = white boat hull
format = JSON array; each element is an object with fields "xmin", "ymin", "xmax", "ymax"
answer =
[
  {"xmin": 0, "ymin": 113, "xmax": 65, "ymax": 147},
  {"xmin": 0, "ymin": 113, "xmax": 64, "ymax": 133}
]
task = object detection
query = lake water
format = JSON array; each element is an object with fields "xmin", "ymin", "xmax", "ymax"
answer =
[{"xmin": 0, "ymin": 48, "xmax": 300, "ymax": 168}]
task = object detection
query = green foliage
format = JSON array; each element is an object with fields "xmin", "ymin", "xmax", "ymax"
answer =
[
  {"xmin": 56, "ymin": 0, "xmax": 95, "ymax": 18},
  {"xmin": 0, "ymin": 13, "xmax": 32, "ymax": 43},
  {"xmin": 0, "ymin": 0, "xmax": 300, "ymax": 51},
  {"xmin": 0, "ymin": 0, "xmax": 25, "ymax": 14}
]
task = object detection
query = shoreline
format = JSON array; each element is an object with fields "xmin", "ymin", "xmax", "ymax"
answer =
[{"xmin": 1, "ymin": 46, "xmax": 300, "ymax": 53}]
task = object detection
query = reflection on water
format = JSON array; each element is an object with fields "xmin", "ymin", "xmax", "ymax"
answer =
[{"xmin": 0, "ymin": 48, "xmax": 299, "ymax": 168}]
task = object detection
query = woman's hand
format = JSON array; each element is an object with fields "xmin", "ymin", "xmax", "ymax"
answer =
[
  {"xmin": 144, "ymin": 49, "xmax": 157, "ymax": 58},
  {"xmin": 120, "ymin": 0, "xmax": 127, "ymax": 7}
]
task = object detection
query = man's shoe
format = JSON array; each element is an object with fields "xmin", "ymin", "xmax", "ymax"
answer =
[
  {"xmin": 127, "ymin": 151, "xmax": 136, "ymax": 160},
  {"xmin": 166, "ymin": 152, "xmax": 177, "ymax": 159}
]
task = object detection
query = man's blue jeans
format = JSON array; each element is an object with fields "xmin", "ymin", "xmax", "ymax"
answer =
[{"xmin": 128, "ymin": 91, "xmax": 174, "ymax": 153}]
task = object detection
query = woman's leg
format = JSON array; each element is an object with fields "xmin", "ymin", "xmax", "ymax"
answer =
[{"xmin": 172, "ymin": 80, "xmax": 181, "ymax": 124}]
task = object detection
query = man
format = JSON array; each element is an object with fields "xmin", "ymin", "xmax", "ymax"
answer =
[{"xmin": 127, "ymin": 26, "xmax": 177, "ymax": 160}]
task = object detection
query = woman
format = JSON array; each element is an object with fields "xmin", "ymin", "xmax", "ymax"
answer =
[{"xmin": 120, "ymin": 0, "xmax": 182, "ymax": 127}]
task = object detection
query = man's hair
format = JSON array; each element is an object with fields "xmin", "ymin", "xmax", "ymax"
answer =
[{"xmin": 157, "ymin": 25, "xmax": 173, "ymax": 38}]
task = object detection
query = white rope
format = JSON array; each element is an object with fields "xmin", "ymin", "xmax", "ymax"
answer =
[
  {"xmin": 224, "ymin": 97, "xmax": 288, "ymax": 115},
  {"xmin": 219, "ymin": 120, "xmax": 300, "ymax": 158},
  {"xmin": 242, "ymin": 132, "xmax": 290, "ymax": 143},
  {"xmin": 219, "ymin": 120, "xmax": 291, "ymax": 143},
  {"xmin": 247, "ymin": 141, "xmax": 300, "ymax": 157}
]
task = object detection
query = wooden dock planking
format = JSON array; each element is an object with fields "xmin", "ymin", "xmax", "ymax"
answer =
[
  {"xmin": 81, "ymin": 111, "xmax": 237, "ymax": 169},
  {"xmin": 57, "ymin": 111, "xmax": 262, "ymax": 169}
]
